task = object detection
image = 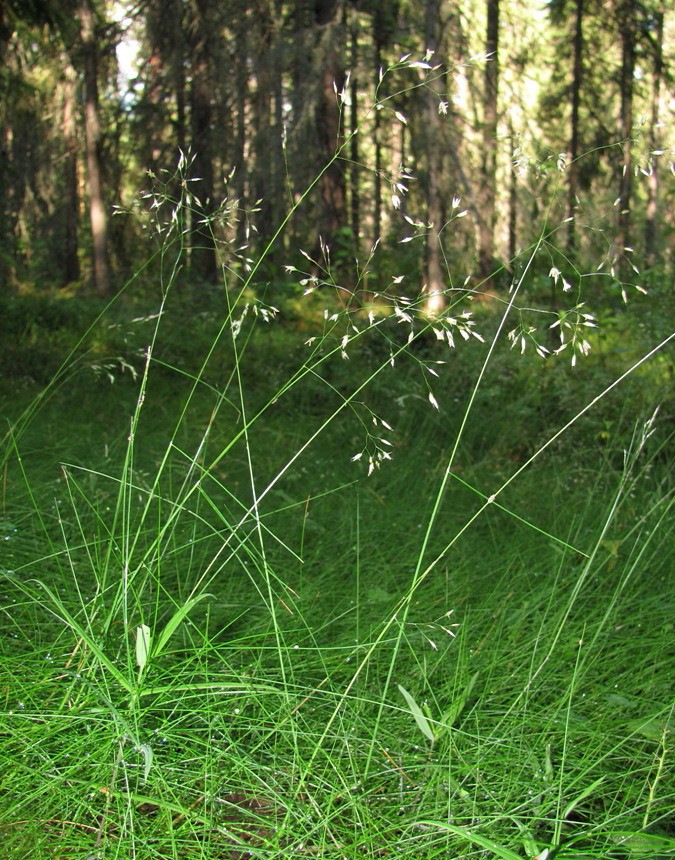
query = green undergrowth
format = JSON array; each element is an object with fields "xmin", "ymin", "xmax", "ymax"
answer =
[
  {"xmin": 1, "ymin": 124, "xmax": 673, "ymax": 857},
  {"xmin": 1, "ymin": 315, "xmax": 673, "ymax": 859}
]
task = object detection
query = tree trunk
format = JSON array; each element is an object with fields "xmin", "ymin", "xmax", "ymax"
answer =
[
  {"xmin": 372, "ymin": 29, "xmax": 384, "ymax": 248},
  {"xmin": 188, "ymin": 0, "xmax": 218, "ymax": 283},
  {"xmin": 567, "ymin": 0, "xmax": 583, "ymax": 254},
  {"xmin": 290, "ymin": 0, "xmax": 316, "ymax": 234},
  {"xmin": 141, "ymin": 0, "xmax": 187, "ymax": 220},
  {"xmin": 477, "ymin": 0, "xmax": 499, "ymax": 282},
  {"xmin": 78, "ymin": 0, "xmax": 110, "ymax": 296},
  {"xmin": 350, "ymin": 10, "xmax": 360, "ymax": 259},
  {"xmin": 232, "ymin": 9, "xmax": 249, "ymax": 247},
  {"xmin": 316, "ymin": 7, "xmax": 347, "ymax": 249},
  {"xmin": 62, "ymin": 63, "xmax": 80, "ymax": 285},
  {"xmin": 644, "ymin": 6, "xmax": 663, "ymax": 269},
  {"xmin": 253, "ymin": 0, "xmax": 274, "ymax": 242},
  {"xmin": 508, "ymin": 119, "xmax": 517, "ymax": 270},
  {"xmin": 615, "ymin": 0, "xmax": 635, "ymax": 272},
  {"xmin": 423, "ymin": 0, "xmax": 446, "ymax": 316},
  {"xmin": 272, "ymin": 18, "xmax": 285, "ymax": 240},
  {"xmin": 166, "ymin": 0, "xmax": 187, "ymax": 159}
]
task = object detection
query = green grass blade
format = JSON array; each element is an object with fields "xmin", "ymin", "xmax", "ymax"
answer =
[
  {"xmin": 415, "ymin": 821, "xmax": 525, "ymax": 859},
  {"xmin": 398, "ymin": 684, "xmax": 435, "ymax": 743}
]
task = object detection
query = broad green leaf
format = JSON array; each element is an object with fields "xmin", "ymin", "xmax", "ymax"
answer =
[
  {"xmin": 628, "ymin": 714, "xmax": 674, "ymax": 742},
  {"xmin": 136, "ymin": 624, "xmax": 151, "ymax": 672},
  {"xmin": 609, "ymin": 831, "xmax": 675, "ymax": 856},
  {"xmin": 138, "ymin": 742, "xmax": 153, "ymax": 784},
  {"xmin": 562, "ymin": 775, "xmax": 605, "ymax": 821},
  {"xmin": 398, "ymin": 684, "xmax": 435, "ymax": 743},
  {"xmin": 416, "ymin": 821, "xmax": 524, "ymax": 860},
  {"xmin": 152, "ymin": 593, "xmax": 212, "ymax": 660},
  {"xmin": 439, "ymin": 671, "xmax": 480, "ymax": 729},
  {"xmin": 515, "ymin": 823, "xmax": 541, "ymax": 858}
]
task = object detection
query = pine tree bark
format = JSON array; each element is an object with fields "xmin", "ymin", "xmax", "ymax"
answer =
[
  {"xmin": 62, "ymin": 63, "xmax": 80, "ymax": 285},
  {"xmin": 78, "ymin": 0, "xmax": 110, "ymax": 296},
  {"xmin": 508, "ymin": 119, "xmax": 517, "ymax": 270},
  {"xmin": 478, "ymin": 0, "xmax": 499, "ymax": 282},
  {"xmin": 231, "ymin": 9, "xmax": 249, "ymax": 248},
  {"xmin": 567, "ymin": 0, "xmax": 583, "ymax": 254},
  {"xmin": 271, "ymin": 20, "xmax": 285, "ymax": 238},
  {"xmin": 187, "ymin": 0, "xmax": 218, "ymax": 283},
  {"xmin": 290, "ymin": 0, "xmax": 317, "ymax": 237},
  {"xmin": 372, "ymin": 26, "xmax": 384, "ymax": 248},
  {"xmin": 423, "ymin": 0, "xmax": 446, "ymax": 315},
  {"xmin": 316, "ymin": 2, "xmax": 347, "ymax": 248},
  {"xmin": 645, "ymin": 6, "xmax": 663, "ymax": 269},
  {"xmin": 349, "ymin": 11, "xmax": 360, "ymax": 258},
  {"xmin": 253, "ymin": 0, "xmax": 274, "ymax": 243},
  {"xmin": 615, "ymin": 0, "xmax": 636, "ymax": 272}
]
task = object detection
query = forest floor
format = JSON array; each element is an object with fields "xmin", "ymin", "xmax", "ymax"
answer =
[{"xmin": 0, "ymin": 294, "xmax": 673, "ymax": 860}]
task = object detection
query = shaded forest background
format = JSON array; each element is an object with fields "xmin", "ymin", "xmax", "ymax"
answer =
[{"xmin": 0, "ymin": 0, "xmax": 672, "ymax": 324}]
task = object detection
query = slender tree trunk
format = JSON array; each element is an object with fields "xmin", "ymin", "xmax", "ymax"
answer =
[
  {"xmin": 0, "ymin": 125, "xmax": 16, "ymax": 287},
  {"xmin": 290, "ymin": 0, "xmax": 315, "ymax": 233},
  {"xmin": 62, "ymin": 63, "xmax": 80, "ymax": 284},
  {"xmin": 350, "ymin": 11, "xmax": 360, "ymax": 258},
  {"xmin": 615, "ymin": 0, "xmax": 635, "ymax": 271},
  {"xmin": 508, "ymin": 119, "xmax": 517, "ymax": 270},
  {"xmin": 567, "ymin": 0, "xmax": 583, "ymax": 254},
  {"xmin": 645, "ymin": 7, "xmax": 663, "ymax": 269},
  {"xmin": 0, "ymin": 14, "xmax": 13, "ymax": 286},
  {"xmin": 143, "ymin": 19, "xmax": 164, "ymax": 175},
  {"xmin": 373, "ymin": 31, "xmax": 383, "ymax": 248},
  {"xmin": 232, "ymin": 9, "xmax": 249, "ymax": 247},
  {"xmin": 423, "ymin": 0, "xmax": 446, "ymax": 315},
  {"xmin": 142, "ymin": 0, "xmax": 186, "ymax": 221},
  {"xmin": 272, "ymin": 14, "xmax": 285, "ymax": 236},
  {"xmin": 253, "ymin": 0, "xmax": 274, "ymax": 243},
  {"xmin": 78, "ymin": 0, "xmax": 110, "ymax": 296},
  {"xmin": 188, "ymin": 0, "xmax": 218, "ymax": 283},
  {"xmin": 174, "ymin": 30, "xmax": 186, "ymax": 157},
  {"xmin": 317, "ymin": 24, "xmax": 346, "ymax": 243},
  {"xmin": 478, "ymin": 0, "xmax": 499, "ymax": 282}
]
